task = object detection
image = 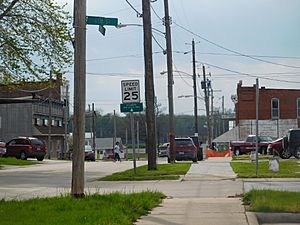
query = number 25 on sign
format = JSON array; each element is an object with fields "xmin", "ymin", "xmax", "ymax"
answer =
[{"xmin": 121, "ymin": 80, "xmax": 140, "ymax": 103}]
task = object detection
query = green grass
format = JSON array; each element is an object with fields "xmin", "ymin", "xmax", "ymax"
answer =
[
  {"xmin": 232, "ymin": 155, "xmax": 271, "ymax": 161},
  {"xmin": 0, "ymin": 157, "xmax": 41, "ymax": 167},
  {"xmin": 100, "ymin": 163, "xmax": 191, "ymax": 181},
  {"xmin": 243, "ymin": 190, "xmax": 300, "ymax": 213},
  {"xmin": 231, "ymin": 159, "xmax": 300, "ymax": 178},
  {"xmin": 0, "ymin": 192, "xmax": 165, "ymax": 225}
]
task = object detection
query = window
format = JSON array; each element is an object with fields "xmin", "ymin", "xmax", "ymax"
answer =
[
  {"xmin": 271, "ymin": 98, "xmax": 279, "ymax": 119},
  {"xmin": 297, "ymin": 98, "xmax": 300, "ymax": 118},
  {"xmin": 43, "ymin": 118, "xmax": 48, "ymax": 126}
]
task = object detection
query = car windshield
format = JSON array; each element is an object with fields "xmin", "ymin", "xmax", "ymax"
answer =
[
  {"xmin": 175, "ymin": 139, "xmax": 193, "ymax": 146},
  {"xmin": 0, "ymin": 147, "xmax": 6, "ymax": 152},
  {"xmin": 31, "ymin": 139, "xmax": 44, "ymax": 146},
  {"xmin": 85, "ymin": 145, "xmax": 92, "ymax": 151},
  {"xmin": 259, "ymin": 136, "xmax": 273, "ymax": 142}
]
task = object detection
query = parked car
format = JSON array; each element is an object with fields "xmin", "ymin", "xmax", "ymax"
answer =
[
  {"xmin": 0, "ymin": 142, "xmax": 6, "ymax": 157},
  {"xmin": 167, "ymin": 137, "xmax": 198, "ymax": 163},
  {"xmin": 5, "ymin": 137, "xmax": 47, "ymax": 161},
  {"xmin": 230, "ymin": 135, "xmax": 274, "ymax": 156},
  {"xmin": 267, "ymin": 138, "xmax": 292, "ymax": 159},
  {"xmin": 158, "ymin": 143, "xmax": 169, "ymax": 157},
  {"xmin": 84, "ymin": 145, "xmax": 95, "ymax": 161},
  {"xmin": 190, "ymin": 136, "xmax": 203, "ymax": 161}
]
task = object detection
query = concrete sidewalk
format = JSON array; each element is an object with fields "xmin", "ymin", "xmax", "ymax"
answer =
[{"xmin": 135, "ymin": 157, "xmax": 249, "ymax": 225}]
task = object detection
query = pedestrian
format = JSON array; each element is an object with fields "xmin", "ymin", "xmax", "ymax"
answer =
[{"xmin": 114, "ymin": 141, "xmax": 121, "ymax": 162}]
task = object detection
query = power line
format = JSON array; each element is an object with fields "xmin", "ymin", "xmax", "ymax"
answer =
[
  {"xmin": 200, "ymin": 61, "xmax": 300, "ymax": 84},
  {"xmin": 173, "ymin": 22, "xmax": 300, "ymax": 69},
  {"xmin": 150, "ymin": 4, "xmax": 162, "ymax": 20},
  {"xmin": 125, "ymin": 0, "xmax": 142, "ymax": 17}
]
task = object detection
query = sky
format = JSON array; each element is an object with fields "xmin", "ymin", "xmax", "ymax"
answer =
[{"xmin": 57, "ymin": 0, "xmax": 300, "ymax": 116}]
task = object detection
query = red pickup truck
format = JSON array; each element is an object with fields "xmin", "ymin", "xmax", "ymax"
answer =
[{"xmin": 230, "ymin": 135, "xmax": 274, "ymax": 156}]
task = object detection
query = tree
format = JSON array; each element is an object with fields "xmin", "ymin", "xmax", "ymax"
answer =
[{"xmin": 0, "ymin": 0, "xmax": 72, "ymax": 82}]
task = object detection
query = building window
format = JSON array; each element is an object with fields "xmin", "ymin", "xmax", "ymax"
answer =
[
  {"xmin": 297, "ymin": 98, "xmax": 300, "ymax": 118},
  {"xmin": 43, "ymin": 118, "xmax": 48, "ymax": 126},
  {"xmin": 34, "ymin": 118, "xmax": 42, "ymax": 126},
  {"xmin": 271, "ymin": 98, "xmax": 279, "ymax": 119}
]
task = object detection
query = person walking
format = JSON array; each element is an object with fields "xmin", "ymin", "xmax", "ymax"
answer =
[{"xmin": 114, "ymin": 141, "xmax": 121, "ymax": 162}]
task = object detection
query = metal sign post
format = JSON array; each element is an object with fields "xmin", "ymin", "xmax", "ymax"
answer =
[
  {"xmin": 130, "ymin": 110, "xmax": 137, "ymax": 175},
  {"xmin": 120, "ymin": 80, "xmax": 142, "ymax": 175}
]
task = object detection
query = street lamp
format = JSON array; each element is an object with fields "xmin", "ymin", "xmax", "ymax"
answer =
[{"xmin": 116, "ymin": 23, "xmax": 165, "ymax": 37}]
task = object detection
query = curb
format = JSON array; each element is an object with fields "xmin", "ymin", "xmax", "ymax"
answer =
[{"xmin": 246, "ymin": 212, "xmax": 259, "ymax": 225}]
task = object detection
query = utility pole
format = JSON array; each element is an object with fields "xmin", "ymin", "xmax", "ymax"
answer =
[
  {"xmin": 255, "ymin": 78, "xmax": 259, "ymax": 176},
  {"xmin": 163, "ymin": 0, "xmax": 175, "ymax": 163},
  {"xmin": 222, "ymin": 96, "xmax": 225, "ymax": 134},
  {"xmin": 113, "ymin": 109, "xmax": 116, "ymax": 147},
  {"xmin": 72, "ymin": 0, "xmax": 86, "ymax": 198},
  {"xmin": 137, "ymin": 121, "xmax": 140, "ymax": 160},
  {"xmin": 63, "ymin": 84, "xmax": 69, "ymax": 159},
  {"xmin": 210, "ymin": 85, "xmax": 214, "ymax": 140},
  {"xmin": 202, "ymin": 65, "xmax": 212, "ymax": 148},
  {"xmin": 47, "ymin": 70, "xmax": 52, "ymax": 159},
  {"xmin": 142, "ymin": 0, "xmax": 157, "ymax": 170},
  {"xmin": 192, "ymin": 39, "xmax": 198, "ymax": 135},
  {"xmin": 92, "ymin": 103, "xmax": 96, "ymax": 158},
  {"xmin": 88, "ymin": 104, "xmax": 92, "ymax": 144}
]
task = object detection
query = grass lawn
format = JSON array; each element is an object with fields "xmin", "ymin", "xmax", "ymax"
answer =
[
  {"xmin": 243, "ymin": 190, "xmax": 300, "ymax": 213},
  {"xmin": 0, "ymin": 192, "xmax": 165, "ymax": 225},
  {"xmin": 99, "ymin": 163, "xmax": 191, "ymax": 181},
  {"xmin": 231, "ymin": 159, "xmax": 300, "ymax": 178},
  {"xmin": 0, "ymin": 157, "xmax": 40, "ymax": 168},
  {"xmin": 232, "ymin": 155, "xmax": 271, "ymax": 161}
]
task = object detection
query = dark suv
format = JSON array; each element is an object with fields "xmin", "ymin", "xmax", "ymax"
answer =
[
  {"xmin": 5, "ymin": 137, "xmax": 47, "ymax": 161},
  {"xmin": 283, "ymin": 129, "xmax": 300, "ymax": 159},
  {"xmin": 168, "ymin": 137, "xmax": 198, "ymax": 163}
]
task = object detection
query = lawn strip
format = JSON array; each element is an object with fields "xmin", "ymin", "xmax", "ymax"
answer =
[
  {"xmin": 0, "ymin": 192, "xmax": 165, "ymax": 225},
  {"xmin": 230, "ymin": 159, "xmax": 300, "ymax": 178},
  {"xmin": 243, "ymin": 189, "xmax": 300, "ymax": 213},
  {"xmin": 100, "ymin": 163, "xmax": 191, "ymax": 181},
  {"xmin": 0, "ymin": 157, "xmax": 41, "ymax": 166}
]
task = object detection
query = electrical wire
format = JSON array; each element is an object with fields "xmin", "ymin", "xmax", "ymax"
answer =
[
  {"xmin": 199, "ymin": 61, "xmax": 300, "ymax": 84},
  {"xmin": 173, "ymin": 22, "xmax": 300, "ymax": 69},
  {"xmin": 150, "ymin": 4, "xmax": 162, "ymax": 21},
  {"xmin": 125, "ymin": 0, "xmax": 142, "ymax": 17},
  {"xmin": 152, "ymin": 34, "xmax": 165, "ymax": 51}
]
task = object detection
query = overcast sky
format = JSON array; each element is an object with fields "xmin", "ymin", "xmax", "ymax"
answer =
[{"xmin": 57, "ymin": 0, "xmax": 300, "ymax": 115}]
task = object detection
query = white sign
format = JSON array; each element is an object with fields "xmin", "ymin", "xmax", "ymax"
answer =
[{"xmin": 121, "ymin": 80, "xmax": 140, "ymax": 103}]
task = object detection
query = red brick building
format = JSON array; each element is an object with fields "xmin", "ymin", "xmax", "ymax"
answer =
[{"xmin": 234, "ymin": 81, "xmax": 300, "ymax": 139}]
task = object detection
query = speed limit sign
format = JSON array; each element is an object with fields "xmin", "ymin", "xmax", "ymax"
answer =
[{"xmin": 121, "ymin": 80, "xmax": 140, "ymax": 103}]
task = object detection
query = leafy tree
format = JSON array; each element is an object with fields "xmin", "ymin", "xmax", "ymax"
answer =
[{"xmin": 0, "ymin": 0, "xmax": 72, "ymax": 82}]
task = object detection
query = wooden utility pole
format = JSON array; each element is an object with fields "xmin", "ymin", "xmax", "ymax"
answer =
[
  {"xmin": 202, "ymin": 65, "xmax": 212, "ymax": 148},
  {"xmin": 142, "ymin": 0, "xmax": 157, "ymax": 170},
  {"xmin": 210, "ymin": 86, "xmax": 214, "ymax": 140},
  {"xmin": 72, "ymin": 0, "xmax": 86, "ymax": 198},
  {"xmin": 163, "ymin": 0, "xmax": 175, "ymax": 163},
  {"xmin": 192, "ymin": 39, "xmax": 198, "ymax": 135}
]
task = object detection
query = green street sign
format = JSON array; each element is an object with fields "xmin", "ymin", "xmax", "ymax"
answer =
[
  {"xmin": 86, "ymin": 16, "xmax": 118, "ymax": 26},
  {"xmin": 120, "ymin": 103, "xmax": 143, "ymax": 113}
]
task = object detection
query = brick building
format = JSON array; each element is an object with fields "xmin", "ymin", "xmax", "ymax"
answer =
[
  {"xmin": 235, "ymin": 81, "xmax": 300, "ymax": 139},
  {"xmin": 0, "ymin": 76, "xmax": 69, "ymax": 158}
]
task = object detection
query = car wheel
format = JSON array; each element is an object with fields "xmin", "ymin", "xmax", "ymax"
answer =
[
  {"xmin": 20, "ymin": 151, "xmax": 27, "ymax": 160},
  {"xmin": 261, "ymin": 147, "xmax": 267, "ymax": 155},
  {"xmin": 294, "ymin": 147, "xmax": 300, "ymax": 159},
  {"xmin": 280, "ymin": 149, "xmax": 292, "ymax": 159},
  {"xmin": 234, "ymin": 148, "xmax": 240, "ymax": 156},
  {"xmin": 37, "ymin": 156, "xmax": 44, "ymax": 161},
  {"xmin": 192, "ymin": 156, "xmax": 198, "ymax": 163}
]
